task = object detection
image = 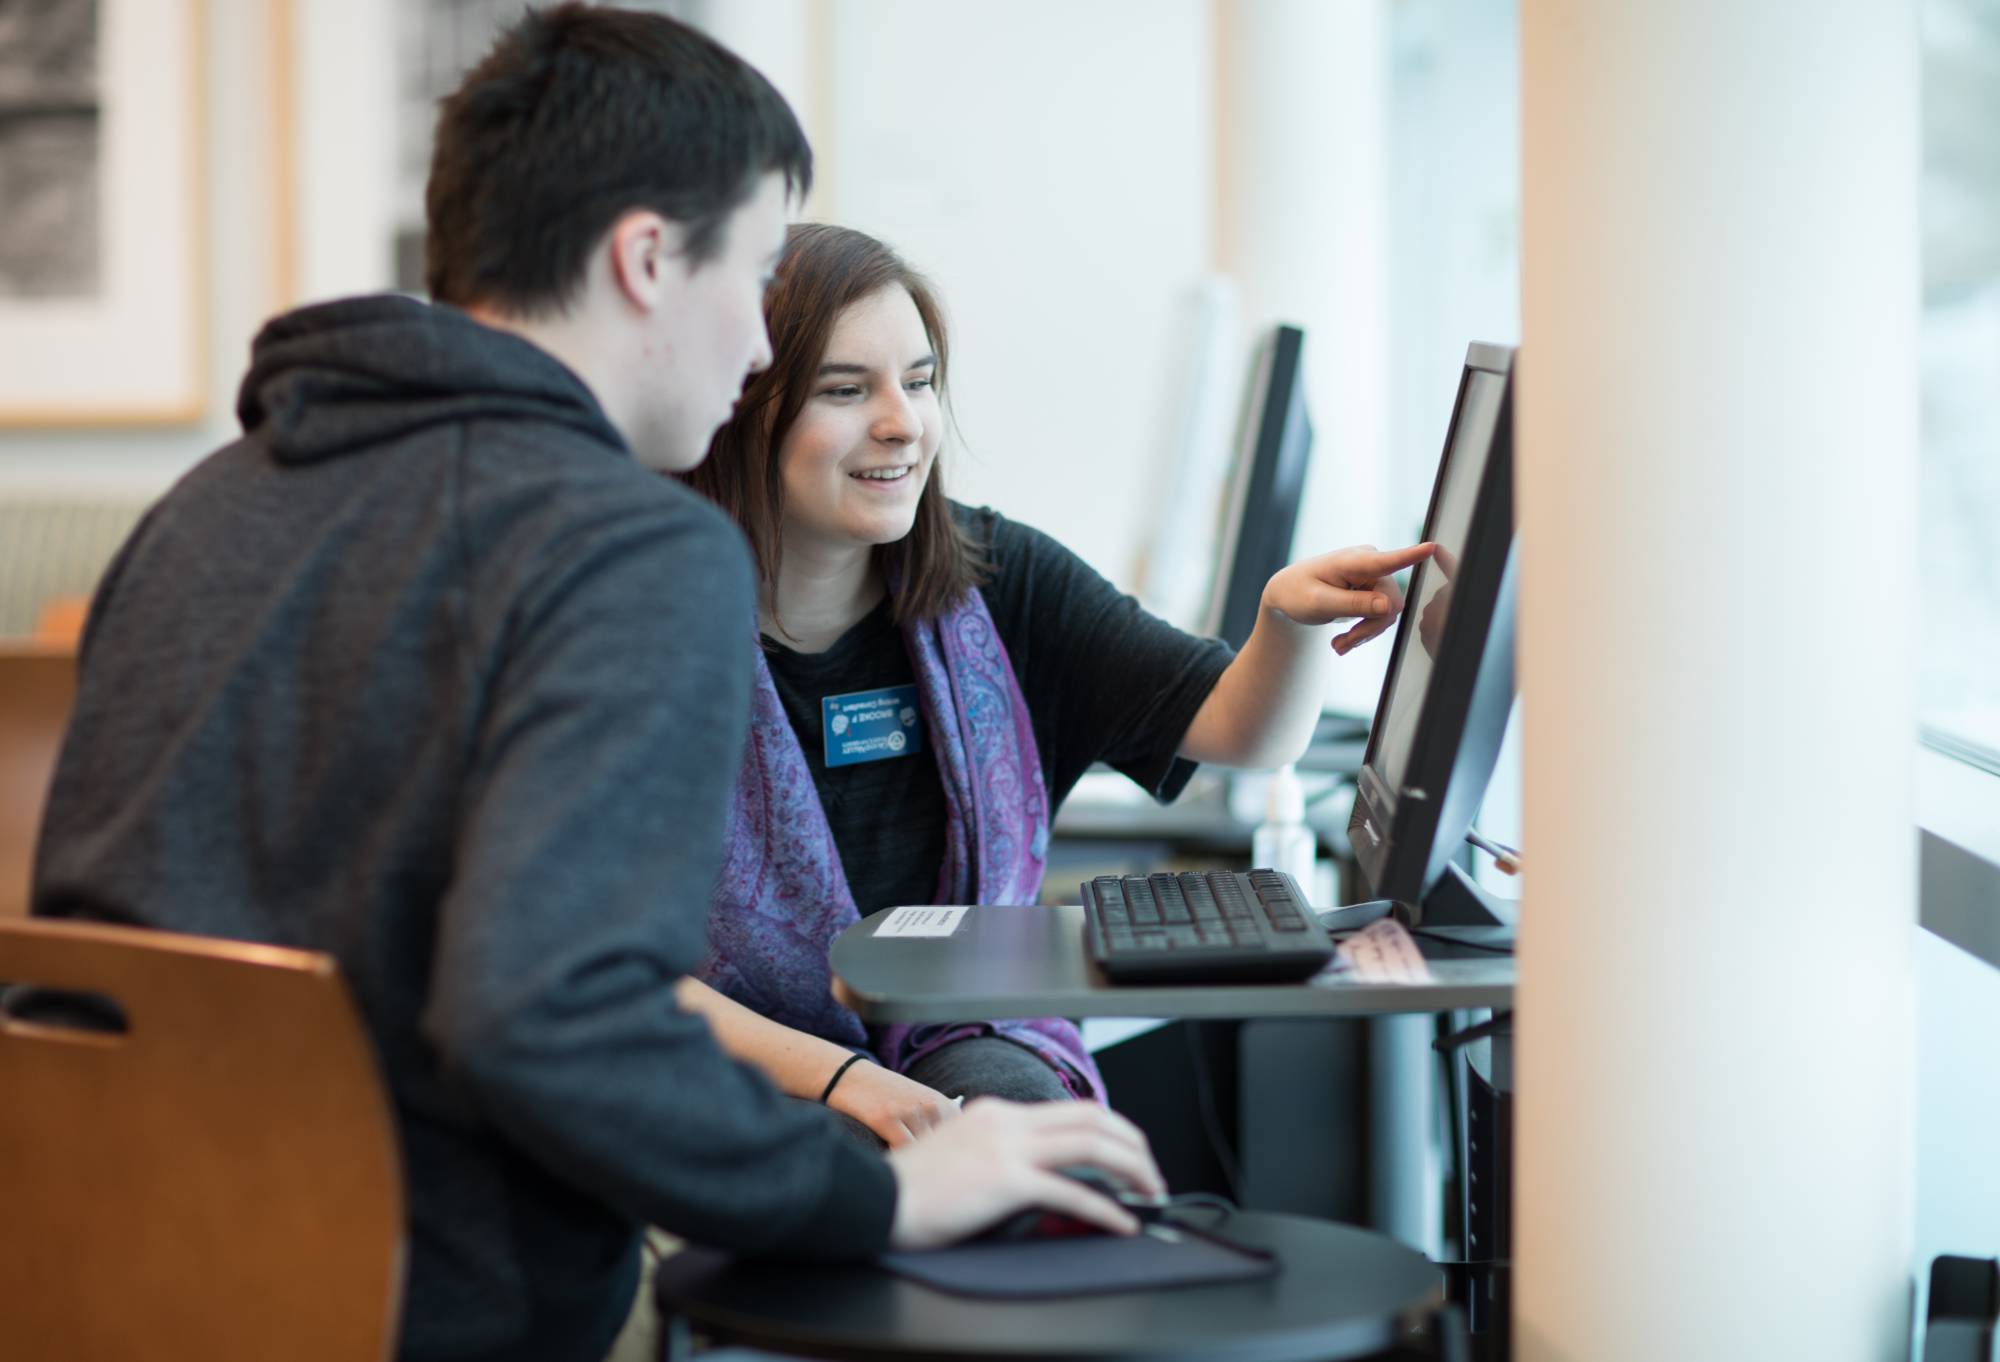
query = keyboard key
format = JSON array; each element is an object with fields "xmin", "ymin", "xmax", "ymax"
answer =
[
  {"xmin": 1208, "ymin": 874, "xmax": 1251, "ymax": 912},
  {"xmin": 1183, "ymin": 875, "xmax": 1221, "ymax": 918}
]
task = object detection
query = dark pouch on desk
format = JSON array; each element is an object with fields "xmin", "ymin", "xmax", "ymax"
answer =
[{"xmin": 878, "ymin": 1223, "xmax": 1278, "ymax": 1299}]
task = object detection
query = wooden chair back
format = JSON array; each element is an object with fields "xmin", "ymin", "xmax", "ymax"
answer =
[
  {"xmin": 0, "ymin": 918, "xmax": 406, "ymax": 1361},
  {"xmin": 0, "ymin": 645, "xmax": 76, "ymax": 918}
]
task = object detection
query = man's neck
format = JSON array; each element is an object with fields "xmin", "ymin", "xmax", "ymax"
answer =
[
  {"xmin": 763, "ymin": 536, "xmax": 883, "ymax": 654},
  {"xmin": 462, "ymin": 303, "xmax": 639, "ymax": 440}
]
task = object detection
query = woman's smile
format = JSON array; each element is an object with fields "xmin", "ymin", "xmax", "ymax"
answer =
[{"xmin": 850, "ymin": 464, "xmax": 917, "ymax": 484}]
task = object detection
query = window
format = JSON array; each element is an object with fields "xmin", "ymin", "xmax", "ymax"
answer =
[{"xmin": 1920, "ymin": 0, "xmax": 2000, "ymax": 771}]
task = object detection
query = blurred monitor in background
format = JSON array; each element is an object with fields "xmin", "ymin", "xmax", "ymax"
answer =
[{"xmin": 1203, "ymin": 324, "xmax": 1314, "ymax": 651}]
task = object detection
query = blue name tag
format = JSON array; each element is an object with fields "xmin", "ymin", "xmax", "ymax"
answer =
[{"xmin": 822, "ymin": 684, "xmax": 924, "ymax": 768}]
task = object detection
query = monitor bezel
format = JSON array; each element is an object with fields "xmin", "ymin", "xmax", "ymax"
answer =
[{"xmin": 1349, "ymin": 342, "xmax": 1518, "ymax": 913}]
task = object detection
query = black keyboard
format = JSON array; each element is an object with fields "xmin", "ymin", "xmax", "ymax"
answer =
[{"xmin": 1081, "ymin": 869, "xmax": 1335, "ymax": 984}]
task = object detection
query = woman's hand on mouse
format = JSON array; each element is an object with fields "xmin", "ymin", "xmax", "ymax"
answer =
[
  {"xmin": 827, "ymin": 1060, "xmax": 958, "ymax": 1148},
  {"xmin": 885, "ymin": 1098, "xmax": 1166, "ymax": 1251},
  {"xmin": 1261, "ymin": 542, "xmax": 1435, "ymax": 655}
]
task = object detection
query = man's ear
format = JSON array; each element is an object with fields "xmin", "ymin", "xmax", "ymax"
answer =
[{"xmin": 605, "ymin": 209, "xmax": 683, "ymax": 313}]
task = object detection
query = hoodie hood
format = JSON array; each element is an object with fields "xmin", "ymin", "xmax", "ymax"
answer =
[{"xmin": 237, "ymin": 294, "xmax": 625, "ymax": 465}]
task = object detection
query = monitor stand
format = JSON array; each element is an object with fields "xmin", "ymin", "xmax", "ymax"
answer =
[
  {"xmin": 1318, "ymin": 864, "xmax": 1518, "ymax": 950},
  {"xmin": 1416, "ymin": 862, "xmax": 1517, "ymax": 929}
]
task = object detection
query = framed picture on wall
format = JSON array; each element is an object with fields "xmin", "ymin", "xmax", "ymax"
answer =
[{"xmin": 0, "ymin": 0, "xmax": 204, "ymax": 427}]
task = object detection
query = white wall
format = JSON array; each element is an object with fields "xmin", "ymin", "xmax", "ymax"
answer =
[
  {"xmin": 807, "ymin": 0, "xmax": 1215, "ymax": 586},
  {"xmin": 0, "ymin": 0, "xmax": 281, "ymax": 495},
  {"xmin": 2, "ymin": 0, "xmax": 1224, "ymax": 595}
]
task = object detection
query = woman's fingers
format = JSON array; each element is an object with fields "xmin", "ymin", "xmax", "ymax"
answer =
[
  {"xmin": 897, "ymin": 1093, "xmax": 959, "ymax": 1141},
  {"xmin": 1334, "ymin": 614, "xmax": 1396, "ymax": 654},
  {"xmin": 1332, "ymin": 586, "xmax": 1396, "ymax": 618},
  {"xmin": 869, "ymin": 1114, "xmax": 913, "ymax": 1149},
  {"xmin": 1339, "ymin": 542, "xmax": 1435, "ymax": 580},
  {"xmin": 1297, "ymin": 541, "xmax": 1434, "ymax": 586}
]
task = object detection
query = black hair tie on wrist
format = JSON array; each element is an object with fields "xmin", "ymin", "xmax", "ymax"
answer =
[{"xmin": 819, "ymin": 1053, "xmax": 867, "ymax": 1104}]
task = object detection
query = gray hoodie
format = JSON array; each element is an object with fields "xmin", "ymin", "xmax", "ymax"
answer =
[{"xmin": 32, "ymin": 295, "xmax": 896, "ymax": 1362}]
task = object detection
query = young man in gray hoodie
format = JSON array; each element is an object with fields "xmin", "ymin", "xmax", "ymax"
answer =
[{"xmin": 30, "ymin": 8, "xmax": 1159, "ymax": 1361}]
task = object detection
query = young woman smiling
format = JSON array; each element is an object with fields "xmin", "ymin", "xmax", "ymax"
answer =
[{"xmin": 675, "ymin": 223, "xmax": 1431, "ymax": 1149}]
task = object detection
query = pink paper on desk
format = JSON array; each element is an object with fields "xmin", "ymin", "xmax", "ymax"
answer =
[{"xmin": 1335, "ymin": 920, "xmax": 1435, "ymax": 984}]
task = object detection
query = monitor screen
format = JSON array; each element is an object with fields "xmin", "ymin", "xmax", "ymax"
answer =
[{"xmin": 1370, "ymin": 367, "xmax": 1507, "ymax": 795}]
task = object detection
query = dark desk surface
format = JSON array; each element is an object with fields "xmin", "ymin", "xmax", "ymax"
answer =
[
  {"xmin": 830, "ymin": 904, "xmax": 1514, "ymax": 1023},
  {"xmin": 656, "ymin": 1210, "xmax": 1444, "ymax": 1362}
]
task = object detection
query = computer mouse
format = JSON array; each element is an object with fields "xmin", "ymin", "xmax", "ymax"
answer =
[{"xmin": 972, "ymin": 1166, "xmax": 1169, "ymax": 1243}]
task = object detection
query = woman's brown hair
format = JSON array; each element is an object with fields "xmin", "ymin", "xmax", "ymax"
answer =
[{"xmin": 681, "ymin": 222, "xmax": 985, "ymax": 627}]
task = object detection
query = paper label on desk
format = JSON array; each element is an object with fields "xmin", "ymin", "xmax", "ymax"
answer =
[
  {"xmin": 873, "ymin": 905, "xmax": 970, "ymax": 938},
  {"xmin": 1336, "ymin": 920, "xmax": 1434, "ymax": 984}
]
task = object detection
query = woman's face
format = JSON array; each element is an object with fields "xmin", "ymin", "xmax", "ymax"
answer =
[{"xmin": 777, "ymin": 284, "xmax": 942, "ymax": 556}]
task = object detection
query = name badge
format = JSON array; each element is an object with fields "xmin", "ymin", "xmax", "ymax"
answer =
[{"xmin": 822, "ymin": 684, "xmax": 924, "ymax": 768}]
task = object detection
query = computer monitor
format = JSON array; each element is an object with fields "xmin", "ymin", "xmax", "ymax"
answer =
[
  {"xmin": 1204, "ymin": 325, "xmax": 1313, "ymax": 650},
  {"xmin": 1349, "ymin": 342, "xmax": 1518, "ymax": 923}
]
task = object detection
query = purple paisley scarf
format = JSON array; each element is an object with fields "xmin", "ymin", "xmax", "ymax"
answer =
[{"xmin": 697, "ymin": 588, "xmax": 1103, "ymax": 1101}]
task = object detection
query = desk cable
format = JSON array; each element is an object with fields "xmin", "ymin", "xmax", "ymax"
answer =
[
  {"xmin": 1464, "ymin": 825, "xmax": 1521, "ymax": 874},
  {"xmin": 1147, "ymin": 1193, "xmax": 1279, "ymax": 1264},
  {"xmin": 1432, "ymin": 1011, "xmax": 1513, "ymax": 1055}
]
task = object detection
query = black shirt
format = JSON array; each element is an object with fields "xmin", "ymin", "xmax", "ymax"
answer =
[{"xmin": 763, "ymin": 503, "xmax": 1234, "ymax": 913}]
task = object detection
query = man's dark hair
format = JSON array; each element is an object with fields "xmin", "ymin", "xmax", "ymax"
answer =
[{"xmin": 425, "ymin": 3, "xmax": 812, "ymax": 316}]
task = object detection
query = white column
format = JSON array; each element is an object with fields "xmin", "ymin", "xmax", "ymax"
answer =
[
  {"xmin": 293, "ymin": 0, "xmax": 398, "ymax": 302},
  {"xmin": 691, "ymin": 0, "xmax": 825, "ymax": 196},
  {"xmin": 1515, "ymin": 4, "xmax": 1917, "ymax": 1360}
]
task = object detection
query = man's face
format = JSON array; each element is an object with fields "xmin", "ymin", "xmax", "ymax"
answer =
[{"xmin": 641, "ymin": 172, "xmax": 788, "ymax": 471}]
